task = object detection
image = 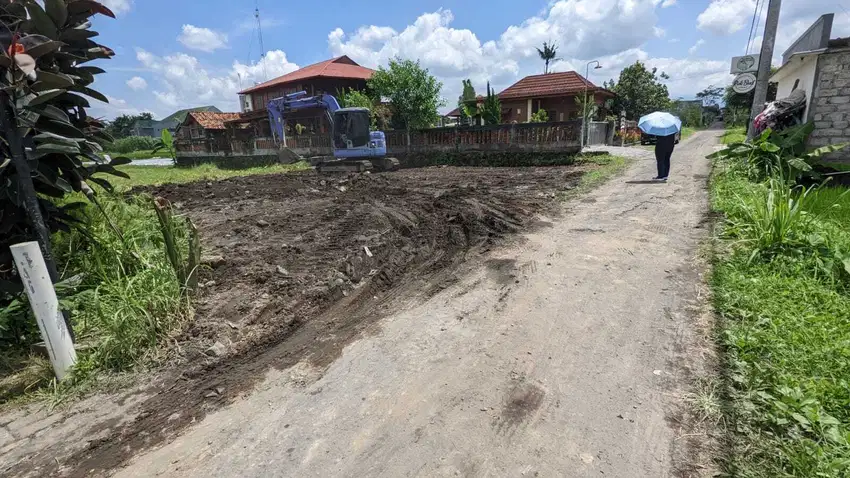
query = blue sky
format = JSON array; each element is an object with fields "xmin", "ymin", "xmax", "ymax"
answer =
[{"xmin": 89, "ymin": 0, "xmax": 850, "ymax": 119}]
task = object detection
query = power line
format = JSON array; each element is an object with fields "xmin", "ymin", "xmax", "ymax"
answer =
[
  {"xmin": 752, "ymin": 0, "xmax": 767, "ymax": 49},
  {"xmin": 745, "ymin": 0, "xmax": 762, "ymax": 54}
]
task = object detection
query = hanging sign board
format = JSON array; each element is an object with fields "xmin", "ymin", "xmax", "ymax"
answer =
[
  {"xmin": 732, "ymin": 73, "xmax": 757, "ymax": 94},
  {"xmin": 731, "ymin": 54, "xmax": 759, "ymax": 74}
]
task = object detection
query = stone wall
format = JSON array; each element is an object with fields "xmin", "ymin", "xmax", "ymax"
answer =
[{"xmin": 809, "ymin": 48, "xmax": 850, "ymax": 161}]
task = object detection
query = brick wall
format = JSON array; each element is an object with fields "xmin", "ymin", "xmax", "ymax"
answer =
[{"xmin": 808, "ymin": 48, "xmax": 850, "ymax": 161}]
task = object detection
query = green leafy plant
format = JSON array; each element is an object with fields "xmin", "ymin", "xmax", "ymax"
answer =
[
  {"xmin": 728, "ymin": 177, "xmax": 819, "ymax": 253},
  {"xmin": 603, "ymin": 61, "xmax": 671, "ymax": 120},
  {"xmin": 529, "ymin": 109, "xmax": 549, "ymax": 123},
  {"xmin": 151, "ymin": 128, "xmax": 175, "ymax": 160},
  {"xmin": 481, "ymin": 81, "xmax": 501, "ymax": 125},
  {"xmin": 0, "ymin": 0, "xmax": 126, "ymax": 286},
  {"xmin": 535, "ymin": 41, "xmax": 559, "ymax": 74},
  {"xmin": 709, "ymin": 123, "xmax": 849, "ymax": 183},
  {"xmin": 369, "ymin": 58, "xmax": 444, "ymax": 134}
]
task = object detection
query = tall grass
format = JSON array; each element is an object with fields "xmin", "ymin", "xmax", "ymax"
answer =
[
  {"xmin": 721, "ymin": 126, "xmax": 747, "ymax": 145},
  {"xmin": 54, "ymin": 195, "xmax": 189, "ymax": 376},
  {"xmin": 726, "ymin": 178, "xmax": 820, "ymax": 254},
  {"xmin": 711, "ymin": 159, "xmax": 850, "ymax": 476}
]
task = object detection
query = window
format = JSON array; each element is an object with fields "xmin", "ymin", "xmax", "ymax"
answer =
[
  {"xmin": 559, "ymin": 112, "xmax": 564, "ymax": 122},
  {"xmin": 792, "ymin": 79, "xmax": 800, "ymax": 91},
  {"xmin": 517, "ymin": 108, "xmax": 522, "ymax": 115}
]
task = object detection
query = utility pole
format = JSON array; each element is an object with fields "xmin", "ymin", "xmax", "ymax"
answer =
[{"xmin": 747, "ymin": 0, "xmax": 782, "ymax": 139}]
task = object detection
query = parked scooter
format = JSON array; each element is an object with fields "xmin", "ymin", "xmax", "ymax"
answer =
[{"xmin": 753, "ymin": 89, "xmax": 807, "ymax": 135}]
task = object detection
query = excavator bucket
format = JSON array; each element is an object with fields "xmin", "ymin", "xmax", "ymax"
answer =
[
  {"xmin": 278, "ymin": 147, "xmax": 303, "ymax": 164},
  {"xmin": 370, "ymin": 157, "xmax": 400, "ymax": 172}
]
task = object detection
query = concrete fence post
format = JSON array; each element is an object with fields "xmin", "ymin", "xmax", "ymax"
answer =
[{"xmin": 10, "ymin": 242, "xmax": 77, "ymax": 380}]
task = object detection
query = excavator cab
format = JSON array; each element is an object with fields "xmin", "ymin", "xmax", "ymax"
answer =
[
  {"xmin": 333, "ymin": 108, "xmax": 371, "ymax": 150},
  {"xmin": 268, "ymin": 92, "xmax": 398, "ymax": 173}
]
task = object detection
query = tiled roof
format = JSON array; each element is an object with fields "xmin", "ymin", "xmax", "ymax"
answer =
[
  {"xmin": 188, "ymin": 111, "xmax": 243, "ymax": 130},
  {"xmin": 239, "ymin": 56, "xmax": 374, "ymax": 94},
  {"xmin": 497, "ymin": 71, "xmax": 607, "ymax": 99}
]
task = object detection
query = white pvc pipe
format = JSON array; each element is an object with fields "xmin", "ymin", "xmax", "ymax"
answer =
[{"xmin": 10, "ymin": 241, "xmax": 77, "ymax": 380}]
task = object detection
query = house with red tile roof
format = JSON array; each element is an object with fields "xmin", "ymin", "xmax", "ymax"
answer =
[
  {"xmin": 175, "ymin": 111, "xmax": 244, "ymax": 155},
  {"xmin": 230, "ymin": 55, "xmax": 375, "ymax": 141},
  {"xmin": 449, "ymin": 71, "xmax": 614, "ymax": 124},
  {"xmin": 237, "ymin": 55, "xmax": 373, "ymax": 115}
]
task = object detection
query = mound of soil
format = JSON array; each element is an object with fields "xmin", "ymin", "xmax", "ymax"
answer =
[{"xmin": 7, "ymin": 165, "xmax": 587, "ymax": 477}]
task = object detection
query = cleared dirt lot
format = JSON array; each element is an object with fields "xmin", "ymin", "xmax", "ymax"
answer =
[
  {"xmin": 157, "ymin": 165, "xmax": 588, "ymax": 365},
  {"xmin": 3, "ymin": 163, "xmax": 592, "ymax": 477}
]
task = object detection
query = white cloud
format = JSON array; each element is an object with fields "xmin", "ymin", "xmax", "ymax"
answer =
[
  {"xmin": 178, "ymin": 25, "xmax": 228, "ymax": 53},
  {"xmin": 697, "ymin": 0, "xmax": 756, "ymax": 36},
  {"xmin": 689, "ymin": 39, "xmax": 705, "ymax": 55},
  {"xmin": 329, "ymin": 2, "xmax": 664, "ymax": 110},
  {"xmin": 589, "ymin": 48, "xmax": 731, "ymax": 99},
  {"xmin": 654, "ymin": 26, "xmax": 666, "ymax": 38},
  {"xmin": 135, "ymin": 48, "xmax": 299, "ymax": 112},
  {"xmin": 101, "ymin": 0, "xmax": 132, "ymax": 15},
  {"xmin": 661, "ymin": 0, "xmax": 677, "ymax": 6},
  {"xmin": 126, "ymin": 76, "xmax": 147, "ymax": 91},
  {"xmin": 88, "ymin": 95, "xmax": 148, "ymax": 120},
  {"xmin": 495, "ymin": 0, "xmax": 661, "ymax": 61},
  {"xmin": 669, "ymin": 38, "xmax": 680, "ymax": 43}
]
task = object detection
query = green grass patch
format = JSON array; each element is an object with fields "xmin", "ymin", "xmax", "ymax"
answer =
[
  {"xmin": 568, "ymin": 154, "xmax": 630, "ymax": 198},
  {"xmin": 710, "ymin": 165, "xmax": 850, "ymax": 476},
  {"xmin": 1, "ymin": 193, "xmax": 191, "ymax": 404},
  {"xmin": 681, "ymin": 126, "xmax": 699, "ymax": 141},
  {"xmin": 721, "ymin": 126, "xmax": 747, "ymax": 145},
  {"xmin": 110, "ymin": 162, "xmax": 310, "ymax": 191}
]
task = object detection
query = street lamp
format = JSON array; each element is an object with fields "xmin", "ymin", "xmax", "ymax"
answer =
[{"xmin": 582, "ymin": 60, "xmax": 602, "ymax": 149}]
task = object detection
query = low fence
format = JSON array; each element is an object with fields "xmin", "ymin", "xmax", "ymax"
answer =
[
  {"xmin": 384, "ymin": 121, "xmax": 582, "ymax": 154},
  {"xmin": 386, "ymin": 121, "xmax": 581, "ymax": 154},
  {"xmin": 176, "ymin": 121, "xmax": 584, "ymax": 166}
]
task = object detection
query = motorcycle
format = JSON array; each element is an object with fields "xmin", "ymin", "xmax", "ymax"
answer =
[{"xmin": 753, "ymin": 88, "xmax": 807, "ymax": 135}]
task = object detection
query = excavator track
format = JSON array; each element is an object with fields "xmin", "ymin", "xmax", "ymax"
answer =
[
  {"xmin": 314, "ymin": 157, "xmax": 400, "ymax": 174},
  {"xmin": 315, "ymin": 159, "xmax": 374, "ymax": 174}
]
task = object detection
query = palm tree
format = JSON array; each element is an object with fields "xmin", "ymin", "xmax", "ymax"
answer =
[{"xmin": 536, "ymin": 41, "xmax": 559, "ymax": 74}]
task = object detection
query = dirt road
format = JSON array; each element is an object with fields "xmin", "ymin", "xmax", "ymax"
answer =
[{"xmin": 106, "ymin": 130, "xmax": 717, "ymax": 477}]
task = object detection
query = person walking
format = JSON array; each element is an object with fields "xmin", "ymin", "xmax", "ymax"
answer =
[
  {"xmin": 637, "ymin": 111, "xmax": 682, "ymax": 183},
  {"xmin": 654, "ymin": 133, "xmax": 675, "ymax": 182}
]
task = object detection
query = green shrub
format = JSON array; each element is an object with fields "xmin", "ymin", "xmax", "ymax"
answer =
[
  {"xmin": 108, "ymin": 136, "xmax": 159, "ymax": 154},
  {"xmin": 52, "ymin": 194, "xmax": 188, "ymax": 375}
]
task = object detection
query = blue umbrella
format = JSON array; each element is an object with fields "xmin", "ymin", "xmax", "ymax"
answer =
[{"xmin": 638, "ymin": 112, "xmax": 682, "ymax": 137}]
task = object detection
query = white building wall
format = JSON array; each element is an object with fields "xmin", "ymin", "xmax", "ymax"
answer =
[{"xmin": 773, "ymin": 54, "xmax": 819, "ymax": 120}]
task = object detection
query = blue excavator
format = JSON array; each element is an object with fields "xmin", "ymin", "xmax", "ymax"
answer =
[{"xmin": 267, "ymin": 91, "xmax": 400, "ymax": 173}]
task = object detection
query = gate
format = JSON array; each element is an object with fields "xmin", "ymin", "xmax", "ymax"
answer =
[{"xmin": 587, "ymin": 121, "xmax": 611, "ymax": 146}]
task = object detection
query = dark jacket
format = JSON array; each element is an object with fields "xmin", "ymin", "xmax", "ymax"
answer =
[{"xmin": 655, "ymin": 134, "xmax": 676, "ymax": 153}]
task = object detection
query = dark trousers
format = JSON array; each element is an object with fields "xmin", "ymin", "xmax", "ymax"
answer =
[
  {"xmin": 654, "ymin": 135, "xmax": 675, "ymax": 178},
  {"xmin": 655, "ymin": 148, "xmax": 672, "ymax": 178}
]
